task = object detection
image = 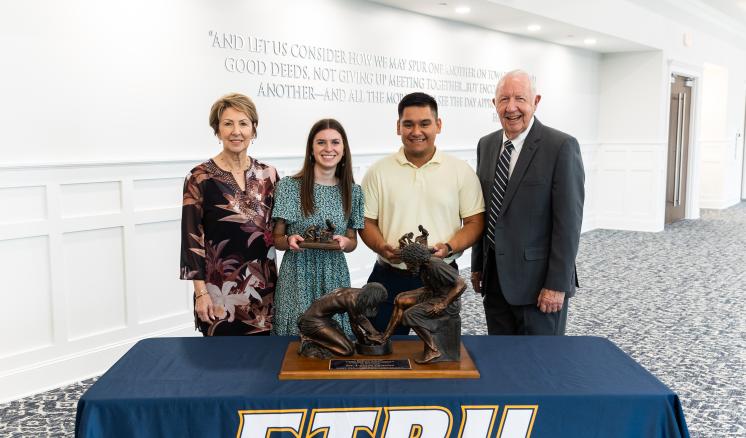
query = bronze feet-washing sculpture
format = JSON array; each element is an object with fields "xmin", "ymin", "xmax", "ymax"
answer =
[{"xmin": 297, "ymin": 283, "xmax": 390, "ymax": 359}]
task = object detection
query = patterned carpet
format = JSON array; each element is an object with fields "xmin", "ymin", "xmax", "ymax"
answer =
[{"xmin": 1, "ymin": 203, "xmax": 744, "ymax": 437}]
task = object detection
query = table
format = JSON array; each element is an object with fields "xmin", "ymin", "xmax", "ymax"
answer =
[{"xmin": 75, "ymin": 336, "xmax": 689, "ymax": 437}]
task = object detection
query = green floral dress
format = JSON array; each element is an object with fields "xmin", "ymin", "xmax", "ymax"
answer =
[{"xmin": 271, "ymin": 177, "xmax": 364, "ymax": 335}]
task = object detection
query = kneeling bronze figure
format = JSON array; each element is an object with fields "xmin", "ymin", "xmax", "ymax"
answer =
[{"xmin": 297, "ymin": 283, "xmax": 389, "ymax": 359}]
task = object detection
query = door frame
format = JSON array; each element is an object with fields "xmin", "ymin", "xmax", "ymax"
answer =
[
  {"xmin": 667, "ymin": 60, "xmax": 702, "ymax": 220},
  {"xmin": 741, "ymin": 86, "xmax": 746, "ymax": 200}
]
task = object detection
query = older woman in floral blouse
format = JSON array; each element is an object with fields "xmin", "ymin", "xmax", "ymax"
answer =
[{"xmin": 180, "ymin": 93, "xmax": 278, "ymax": 336}]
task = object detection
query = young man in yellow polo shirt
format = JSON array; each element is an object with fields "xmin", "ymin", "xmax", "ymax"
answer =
[{"xmin": 360, "ymin": 92, "xmax": 485, "ymax": 334}]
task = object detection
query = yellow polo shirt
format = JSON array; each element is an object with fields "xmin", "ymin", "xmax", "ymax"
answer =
[{"xmin": 362, "ymin": 147, "xmax": 485, "ymax": 267}]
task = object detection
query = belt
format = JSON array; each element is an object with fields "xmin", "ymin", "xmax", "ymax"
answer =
[
  {"xmin": 376, "ymin": 259, "xmax": 459, "ymax": 274},
  {"xmin": 375, "ymin": 260, "xmax": 414, "ymax": 276}
]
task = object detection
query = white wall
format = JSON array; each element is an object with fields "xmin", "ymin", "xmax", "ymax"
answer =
[
  {"xmin": 0, "ymin": 0, "xmax": 601, "ymax": 401},
  {"xmin": 0, "ymin": 0, "xmax": 599, "ymax": 165},
  {"xmin": 594, "ymin": 51, "xmax": 669, "ymax": 231}
]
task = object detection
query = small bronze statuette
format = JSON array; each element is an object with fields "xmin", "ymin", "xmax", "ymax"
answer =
[
  {"xmin": 297, "ymin": 283, "xmax": 391, "ymax": 359},
  {"xmin": 398, "ymin": 225, "xmax": 430, "ymax": 249},
  {"xmin": 381, "ymin": 242, "xmax": 466, "ymax": 364},
  {"xmin": 299, "ymin": 219, "xmax": 341, "ymax": 250}
]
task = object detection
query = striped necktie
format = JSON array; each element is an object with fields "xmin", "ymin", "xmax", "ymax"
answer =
[{"xmin": 486, "ymin": 140, "xmax": 514, "ymax": 247}]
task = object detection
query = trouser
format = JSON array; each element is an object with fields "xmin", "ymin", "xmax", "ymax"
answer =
[{"xmin": 482, "ymin": 251, "xmax": 568, "ymax": 335}]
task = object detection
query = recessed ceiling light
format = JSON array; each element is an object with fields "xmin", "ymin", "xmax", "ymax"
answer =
[
  {"xmin": 527, "ymin": 24, "xmax": 541, "ymax": 32},
  {"xmin": 454, "ymin": 5, "xmax": 471, "ymax": 14},
  {"xmin": 583, "ymin": 38, "xmax": 597, "ymax": 45}
]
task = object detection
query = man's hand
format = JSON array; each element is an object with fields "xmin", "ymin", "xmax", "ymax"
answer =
[
  {"xmin": 380, "ymin": 244, "xmax": 402, "ymax": 264},
  {"xmin": 431, "ymin": 242, "xmax": 449, "ymax": 258},
  {"xmin": 537, "ymin": 288, "xmax": 565, "ymax": 313},
  {"xmin": 470, "ymin": 271, "xmax": 482, "ymax": 295}
]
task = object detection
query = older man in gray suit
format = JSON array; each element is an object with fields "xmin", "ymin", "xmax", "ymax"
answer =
[{"xmin": 471, "ymin": 70, "xmax": 585, "ymax": 335}]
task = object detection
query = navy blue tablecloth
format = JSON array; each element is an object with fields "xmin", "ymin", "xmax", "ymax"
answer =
[{"xmin": 75, "ymin": 336, "xmax": 688, "ymax": 437}]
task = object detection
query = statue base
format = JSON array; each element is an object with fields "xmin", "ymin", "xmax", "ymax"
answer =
[
  {"xmin": 278, "ymin": 340, "xmax": 480, "ymax": 380},
  {"xmin": 298, "ymin": 242, "xmax": 341, "ymax": 250},
  {"xmin": 355, "ymin": 339, "xmax": 392, "ymax": 356}
]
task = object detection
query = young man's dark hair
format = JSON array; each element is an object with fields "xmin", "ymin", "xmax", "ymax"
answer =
[{"xmin": 397, "ymin": 92, "xmax": 438, "ymax": 118}]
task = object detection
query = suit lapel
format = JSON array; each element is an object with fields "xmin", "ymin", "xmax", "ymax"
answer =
[
  {"xmin": 485, "ymin": 130, "xmax": 501, "ymax": 183},
  {"xmin": 500, "ymin": 119, "xmax": 542, "ymax": 214}
]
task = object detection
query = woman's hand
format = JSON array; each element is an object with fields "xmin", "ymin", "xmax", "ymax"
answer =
[
  {"xmin": 288, "ymin": 234, "xmax": 304, "ymax": 252},
  {"xmin": 195, "ymin": 293, "xmax": 216, "ymax": 322},
  {"xmin": 332, "ymin": 235, "xmax": 352, "ymax": 252}
]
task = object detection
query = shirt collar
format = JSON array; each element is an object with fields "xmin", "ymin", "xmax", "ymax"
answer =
[
  {"xmin": 502, "ymin": 116, "xmax": 535, "ymax": 151},
  {"xmin": 395, "ymin": 146, "xmax": 442, "ymax": 167}
]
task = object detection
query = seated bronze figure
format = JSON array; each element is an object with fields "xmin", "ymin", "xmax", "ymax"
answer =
[
  {"xmin": 414, "ymin": 224, "xmax": 429, "ymax": 246},
  {"xmin": 381, "ymin": 243, "xmax": 466, "ymax": 364},
  {"xmin": 297, "ymin": 283, "xmax": 387, "ymax": 359}
]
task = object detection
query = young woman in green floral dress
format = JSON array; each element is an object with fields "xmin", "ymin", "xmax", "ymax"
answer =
[{"xmin": 271, "ymin": 119, "xmax": 364, "ymax": 335}]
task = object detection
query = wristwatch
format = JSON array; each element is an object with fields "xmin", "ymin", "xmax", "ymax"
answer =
[{"xmin": 444, "ymin": 242, "xmax": 454, "ymax": 257}]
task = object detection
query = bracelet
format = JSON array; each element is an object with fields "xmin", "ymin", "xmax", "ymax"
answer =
[
  {"xmin": 444, "ymin": 242, "xmax": 454, "ymax": 257},
  {"xmin": 194, "ymin": 290, "xmax": 209, "ymax": 299}
]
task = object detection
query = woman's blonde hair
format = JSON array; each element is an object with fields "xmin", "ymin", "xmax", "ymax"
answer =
[{"xmin": 208, "ymin": 93, "xmax": 258, "ymax": 137}]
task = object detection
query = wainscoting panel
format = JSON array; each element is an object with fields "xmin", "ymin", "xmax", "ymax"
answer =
[
  {"xmin": 63, "ymin": 227, "xmax": 127, "ymax": 341},
  {"xmin": 627, "ymin": 169, "xmax": 657, "ymax": 215},
  {"xmin": 594, "ymin": 142, "xmax": 667, "ymax": 232},
  {"xmin": 0, "ymin": 235, "xmax": 53, "ymax": 359},
  {"xmin": 0, "ymin": 185, "xmax": 47, "ymax": 224},
  {"xmin": 133, "ymin": 178, "xmax": 183, "ymax": 211},
  {"xmin": 60, "ymin": 181, "xmax": 122, "ymax": 218},
  {"xmin": 699, "ymin": 139, "xmax": 732, "ymax": 209},
  {"xmin": 134, "ymin": 221, "xmax": 191, "ymax": 324}
]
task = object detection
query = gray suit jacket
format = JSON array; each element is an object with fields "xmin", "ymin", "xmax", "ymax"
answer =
[{"xmin": 471, "ymin": 118, "xmax": 585, "ymax": 305}]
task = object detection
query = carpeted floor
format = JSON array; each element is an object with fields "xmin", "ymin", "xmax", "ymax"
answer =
[{"xmin": 1, "ymin": 203, "xmax": 745, "ymax": 437}]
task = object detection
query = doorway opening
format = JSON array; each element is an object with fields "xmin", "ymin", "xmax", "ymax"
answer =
[
  {"xmin": 741, "ymin": 94, "xmax": 746, "ymax": 200},
  {"xmin": 665, "ymin": 74, "xmax": 694, "ymax": 224}
]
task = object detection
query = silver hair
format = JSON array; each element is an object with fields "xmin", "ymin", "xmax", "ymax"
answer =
[{"xmin": 495, "ymin": 69, "xmax": 537, "ymax": 97}]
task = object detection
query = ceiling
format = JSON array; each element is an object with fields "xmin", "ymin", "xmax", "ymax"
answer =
[{"xmin": 365, "ymin": 0, "xmax": 746, "ymax": 53}]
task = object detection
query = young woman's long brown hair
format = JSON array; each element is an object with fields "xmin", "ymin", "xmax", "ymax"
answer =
[{"xmin": 294, "ymin": 119, "xmax": 354, "ymax": 218}]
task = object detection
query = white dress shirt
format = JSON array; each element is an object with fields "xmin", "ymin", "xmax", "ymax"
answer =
[{"xmin": 500, "ymin": 116, "xmax": 535, "ymax": 178}]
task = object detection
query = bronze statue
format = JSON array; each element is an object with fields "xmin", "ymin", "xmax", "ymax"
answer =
[
  {"xmin": 303, "ymin": 225, "xmax": 319, "ymax": 241},
  {"xmin": 381, "ymin": 243, "xmax": 466, "ymax": 364},
  {"xmin": 398, "ymin": 232, "xmax": 414, "ymax": 248},
  {"xmin": 299, "ymin": 220, "xmax": 340, "ymax": 250},
  {"xmin": 398, "ymin": 225, "xmax": 431, "ymax": 251},
  {"xmin": 415, "ymin": 224, "xmax": 429, "ymax": 246},
  {"xmin": 297, "ymin": 283, "xmax": 388, "ymax": 359},
  {"xmin": 318, "ymin": 219, "xmax": 336, "ymax": 242}
]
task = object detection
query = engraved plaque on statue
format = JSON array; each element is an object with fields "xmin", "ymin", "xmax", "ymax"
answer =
[{"xmin": 329, "ymin": 359, "xmax": 412, "ymax": 371}]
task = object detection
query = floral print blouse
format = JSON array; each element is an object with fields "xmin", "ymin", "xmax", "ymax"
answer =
[{"xmin": 180, "ymin": 158, "xmax": 278, "ymax": 335}]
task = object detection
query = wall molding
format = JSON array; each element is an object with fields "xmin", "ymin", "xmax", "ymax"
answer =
[{"xmin": 1, "ymin": 139, "xmax": 730, "ymax": 401}]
